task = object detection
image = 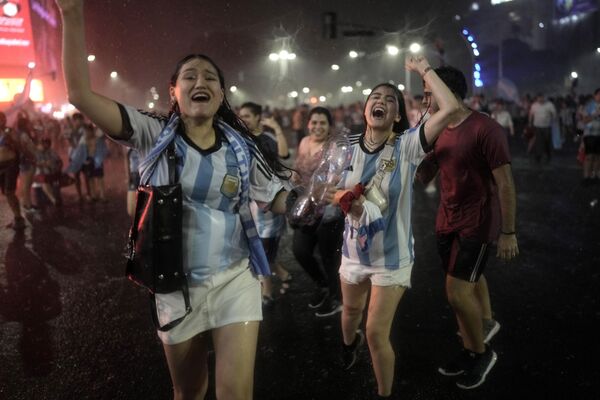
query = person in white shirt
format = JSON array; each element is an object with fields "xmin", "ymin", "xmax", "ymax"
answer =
[
  {"xmin": 491, "ymin": 99, "xmax": 514, "ymax": 137},
  {"xmin": 528, "ymin": 94, "xmax": 556, "ymax": 163}
]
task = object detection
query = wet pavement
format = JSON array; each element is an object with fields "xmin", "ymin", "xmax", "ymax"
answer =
[{"xmin": 0, "ymin": 140, "xmax": 599, "ymax": 400}]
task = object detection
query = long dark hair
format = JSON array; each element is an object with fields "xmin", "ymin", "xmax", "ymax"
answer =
[
  {"xmin": 169, "ymin": 54, "xmax": 289, "ymax": 179},
  {"xmin": 363, "ymin": 83, "xmax": 410, "ymax": 134}
]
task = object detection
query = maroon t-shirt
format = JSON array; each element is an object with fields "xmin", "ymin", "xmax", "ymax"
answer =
[{"xmin": 434, "ymin": 111, "xmax": 511, "ymax": 242}]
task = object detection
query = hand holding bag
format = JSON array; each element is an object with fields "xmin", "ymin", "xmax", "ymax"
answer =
[{"xmin": 126, "ymin": 141, "xmax": 191, "ymax": 331}]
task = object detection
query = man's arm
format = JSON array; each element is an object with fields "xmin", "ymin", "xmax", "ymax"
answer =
[{"xmin": 492, "ymin": 163, "xmax": 519, "ymax": 261}]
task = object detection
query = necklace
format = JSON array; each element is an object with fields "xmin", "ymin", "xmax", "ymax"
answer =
[{"xmin": 364, "ymin": 128, "xmax": 390, "ymax": 150}]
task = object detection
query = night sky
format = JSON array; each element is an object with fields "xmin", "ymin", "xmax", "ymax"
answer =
[{"xmin": 79, "ymin": 0, "xmax": 474, "ymax": 109}]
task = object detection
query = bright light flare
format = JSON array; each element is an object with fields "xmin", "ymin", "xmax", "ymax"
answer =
[
  {"xmin": 386, "ymin": 45, "xmax": 399, "ymax": 56},
  {"xmin": 409, "ymin": 43, "xmax": 421, "ymax": 53}
]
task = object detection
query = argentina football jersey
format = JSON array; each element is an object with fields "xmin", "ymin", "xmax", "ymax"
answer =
[
  {"xmin": 117, "ymin": 104, "xmax": 280, "ymax": 283},
  {"xmin": 339, "ymin": 124, "xmax": 427, "ymax": 270}
]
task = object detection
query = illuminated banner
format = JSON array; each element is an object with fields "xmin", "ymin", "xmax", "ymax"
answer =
[
  {"xmin": 0, "ymin": 0, "xmax": 35, "ymax": 66},
  {"xmin": 555, "ymin": 0, "xmax": 598, "ymax": 18}
]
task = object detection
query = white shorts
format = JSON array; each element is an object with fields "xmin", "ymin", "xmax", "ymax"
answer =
[
  {"xmin": 339, "ymin": 259, "xmax": 413, "ymax": 287},
  {"xmin": 155, "ymin": 259, "xmax": 262, "ymax": 345}
]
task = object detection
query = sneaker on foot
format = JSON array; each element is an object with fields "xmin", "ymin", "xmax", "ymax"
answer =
[
  {"xmin": 456, "ymin": 346, "xmax": 497, "ymax": 390},
  {"xmin": 308, "ymin": 287, "xmax": 329, "ymax": 309},
  {"xmin": 438, "ymin": 348, "xmax": 472, "ymax": 376},
  {"xmin": 483, "ymin": 319, "xmax": 500, "ymax": 344},
  {"xmin": 342, "ymin": 329, "xmax": 364, "ymax": 370},
  {"xmin": 315, "ymin": 297, "xmax": 342, "ymax": 317}
]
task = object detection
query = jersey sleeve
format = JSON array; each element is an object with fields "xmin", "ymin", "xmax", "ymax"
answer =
[
  {"xmin": 247, "ymin": 140, "xmax": 285, "ymax": 206},
  {"xmin": 108, "ymin": 103, "xmax": 167, "ymax": 158},
  {"xmin": 398, "ymin": 123, "xmax": 427, "ymax": 165},
  {"xmin": 479, "ymin": 119, "xmax": 511, "ymax": 170}
]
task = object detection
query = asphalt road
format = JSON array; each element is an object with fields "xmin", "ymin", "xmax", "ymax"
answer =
[{"xmin": 1, "ymin": 139, "xmax": 598, "ymax": 400}]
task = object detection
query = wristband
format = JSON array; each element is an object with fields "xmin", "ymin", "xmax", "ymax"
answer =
[
  {"xmin": 500, "ymin": 231, "xmax": 516, "ymax": 235},
  {"xmin": 422, "ymin": 66, "xmax": 433, "ymax": 78}
]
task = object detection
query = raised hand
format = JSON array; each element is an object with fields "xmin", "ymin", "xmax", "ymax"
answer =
[{"xmin": 405, "ymin": 55, "xmax": 431, "ymax": 76}]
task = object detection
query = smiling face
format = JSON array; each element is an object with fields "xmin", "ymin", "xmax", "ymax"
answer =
[
  {"xmin": 308, "ymin": 112, "xmax": 330, "ymax": 142},
  {"xmin": 169, "ymin": 57, "xmax": 224, "ymax": 121},
  {"xmin": 239, "ymin": 107, "xmax": 261, "ymax": 132},
  {"xmin": 365, "ymin": 85, "xmax": 401, "ymax": 130}
]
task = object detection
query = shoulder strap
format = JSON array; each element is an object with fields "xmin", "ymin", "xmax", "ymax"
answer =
[{"xmin": 167, "ymin": 140, "xmax": 179, "ymax": 184}]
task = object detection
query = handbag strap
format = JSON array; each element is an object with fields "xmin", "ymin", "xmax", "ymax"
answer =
[
  {"xmin": 149, "ymin": 280, "xmax": 192, "ymax": 331},
  {"xmin": 166, "ymin": 140, "xmax": 179, "ymax": 185}
]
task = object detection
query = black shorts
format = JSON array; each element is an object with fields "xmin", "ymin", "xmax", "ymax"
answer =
[
  {"xmin": 583, "ymin": 136, "xmax": 600, "ymax": 155},
  {"xmin": 0, "ymin": 159, "xmax": 19, "ymax": 194},
  {"xmin": 260, "ymin": 237, "xmax": 281, "ymax": 264},
  {"xmin": 437, "ymin": 233, "xmax": 490, "ymax": 283}
]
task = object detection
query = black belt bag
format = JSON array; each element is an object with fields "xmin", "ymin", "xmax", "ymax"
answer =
[{"xmin": 125, "ymin": 141, "xmax": 191, "ymax": 331}]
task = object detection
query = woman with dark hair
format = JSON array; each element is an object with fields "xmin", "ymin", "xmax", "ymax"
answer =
[
  {"xmin": 331, "ymin": 55, "xmax": 459, "ymax": 398},
  {"xmin": 57, "ymin": 1, "xmax": 291, "ymax": 398},
  {"xmin": 292, "ymin": 106, "xmax": 346, "ymax": 317}
]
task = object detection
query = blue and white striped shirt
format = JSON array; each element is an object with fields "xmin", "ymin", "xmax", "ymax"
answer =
[
  {"xmin": 118, "ymin": 105, "xmax": 281, "ymax": 283},
  {"xmin": 339, "ymin": 125, "xmax": 426, "ymax": 270}
]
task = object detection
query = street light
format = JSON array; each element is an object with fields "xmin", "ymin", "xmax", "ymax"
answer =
[
  {"xmin": 349, "ymin": 50, "xmax": 358, "ymax": 58},
  {"xmin": 302, "ymin": 87, "xmax": 310, "ymax": 94},
  {"xmin": 571, "ymin": 71, "xmax": 578, "ymax": 79},
  {"xmin": 319, "ymin": 96, "xmax": 326, "ymax": 102},
  {"xmin": 230, "ymin": 85, "xmax": 238, "ymax": 93},
  {"xmin": 27, "ymin": 61, "xmax": 36, "ymax": 69},
  {"xmin": 386, "ymin": 45, "xmax": 399, "ymax": 56},
  {"xmin": 331, "ymin": 64, "xmax": 340, "ymax": 71},
  {"xmin": 397, "ymin": 84, "xmax": 405, "ymax": 91},
  {"xmin": 597, "ymin": 47, "xmax": 600, "ymax": 53},
  {"xmin": 87, "ymin": 55, "xmax": 96, "ymax": 62},
  {"xmin": 110, "ymin": 71, "xmax": 118, "ymax": 79},
  {"xmin": 269, "ymin": 53, "xmax": 279, "ymax": 61},
  {"xmin": 409, "ymin": 43, "xmax": 422, "ymax": 53}
]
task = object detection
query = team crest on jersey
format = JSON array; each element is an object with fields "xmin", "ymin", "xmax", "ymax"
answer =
[
  {"xmin": 220, "ymin": 174, "xmax": 240, "ymax": 198},
  {"xmin": 381, "ymin": 159, "xmax": 396, "ymax": 172}
]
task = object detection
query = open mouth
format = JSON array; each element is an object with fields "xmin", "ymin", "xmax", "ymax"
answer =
[
  {"xmin": 191, "ymin": 93, "xmax": 210, "ymax": 102},
  {"xmin": 372, "ymin": 106, "xmax": 385, "ymax": 119}
]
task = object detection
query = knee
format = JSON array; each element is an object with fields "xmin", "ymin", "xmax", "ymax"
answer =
[
  {"xmin": 365, "ymin": 324, "xmax": 390, "ymax": 352},
  {"xmin": 343, "ymin": 303, "xmax": 363, "ymax": 318},
  {"xmin": 446, "ymin": 286, "xmax": 470, "ymax": 310}
]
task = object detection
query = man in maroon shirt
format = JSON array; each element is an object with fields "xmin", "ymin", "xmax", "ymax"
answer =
[{"xmin": 418, "ymin": 66, "xmax": 519, "ymax": 390}]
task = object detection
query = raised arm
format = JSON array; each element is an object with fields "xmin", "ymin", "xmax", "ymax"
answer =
[
  {"xmin": 405, "ymin": 56, "xmax": 460, "ymax": 144},
  {"xmin": 57, "ymin": 0, "xmax": 124, "ymax": 138}
]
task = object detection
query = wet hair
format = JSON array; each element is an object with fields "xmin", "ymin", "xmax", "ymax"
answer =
[
  {"xmin": 240, "ymin": 102, "xmax": 262, "ymax": 117},
  {"xmin": 364, "ymin": 83, "xmax": 410, "ymax": 134},
  {"xmin": 434, "ymin": 66, "xmax": 468, "ymax": 100},
  {"xmin": 308, "ymin": 106, "xmax": 333, "ymax": 126},
  {"xmin": 169, "ymin": 54, "xmax": 289, "ymax": 179}
]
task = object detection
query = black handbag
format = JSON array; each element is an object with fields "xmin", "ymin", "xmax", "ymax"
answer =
[{"xmin": 125, "ymin": 141, "xmax": 192, "ymax": 331}]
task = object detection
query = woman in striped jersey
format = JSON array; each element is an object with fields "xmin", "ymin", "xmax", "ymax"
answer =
[
  {"xmin": 57, "ymin": 1, "xmax": 292, "ymax": 398},
  {"xmin": 332, "ymin": 55, "xmax": 460, "ymax": 398}
]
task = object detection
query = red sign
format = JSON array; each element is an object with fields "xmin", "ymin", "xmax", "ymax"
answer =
[{"xmin": 0, "ymin": 0, "xmax": 36, "ymax": 67}]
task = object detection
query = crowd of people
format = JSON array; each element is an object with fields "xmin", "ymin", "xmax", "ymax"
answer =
[{"xmin": 0, "ymin": 1, "xmax": 596, "ymax": 398}]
